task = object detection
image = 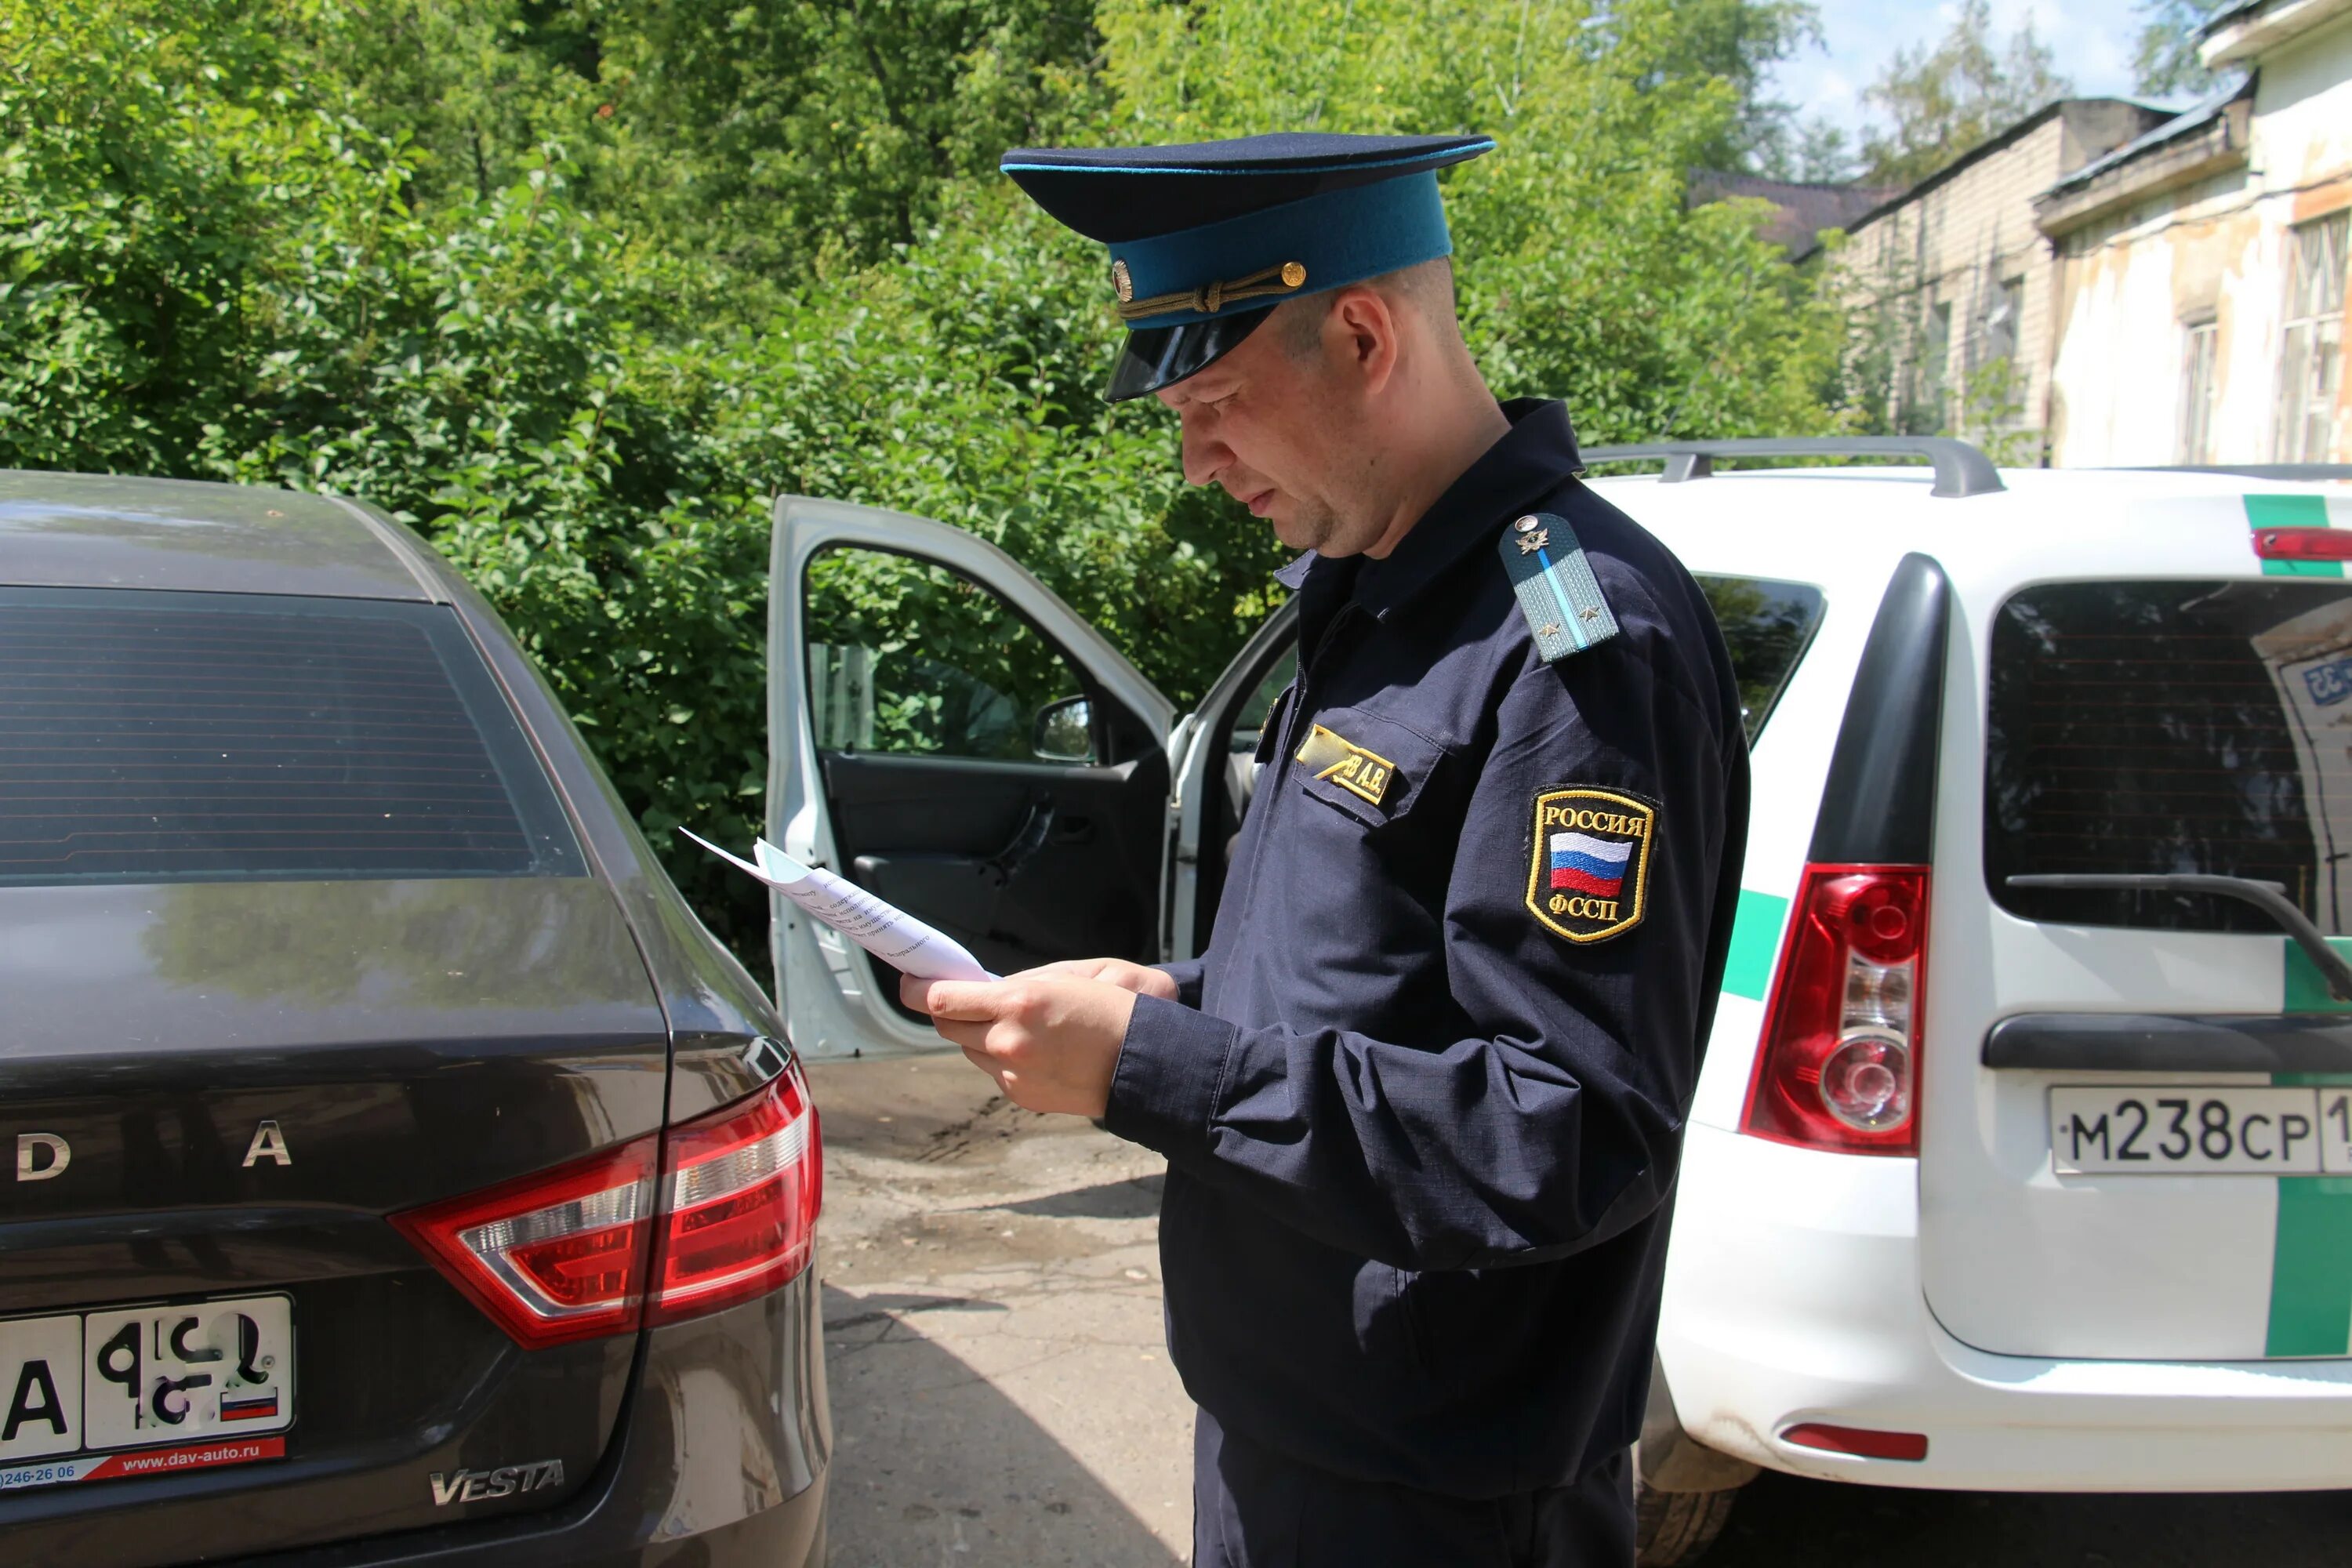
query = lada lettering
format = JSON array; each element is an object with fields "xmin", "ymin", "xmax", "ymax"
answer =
[
  {"xmin": 430, "ymin": 1459, "xmax": 565, "ymax": 1507},
  {"xmin": 14, "ymin": 1133, "xmax": 69, "ymax": 1181}
]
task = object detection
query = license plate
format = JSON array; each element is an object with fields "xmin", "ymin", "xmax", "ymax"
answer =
[
  {"xmin": 0, "ymin": 1294, "xmax": 293, "ymax": 1491},
  {"xmin": 2052, "ymin": 1085, "xmax": 2352, "ymax": 1174}
]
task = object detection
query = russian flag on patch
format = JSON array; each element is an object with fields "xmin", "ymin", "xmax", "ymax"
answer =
[
  {"xmin": 219, "ymin": 1392, "xmax": 279, "ymax": 1423},
  {"xmin": 1550, "ymin": 830, "xmax": 1632, "ymax": 897}
]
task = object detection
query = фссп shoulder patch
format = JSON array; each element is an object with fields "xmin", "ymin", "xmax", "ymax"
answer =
[{"xmin": 1526, "ymin": 787, "xmax": 1654, "ymax": 942}]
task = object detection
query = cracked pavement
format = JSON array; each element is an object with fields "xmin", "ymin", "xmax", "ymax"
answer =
[{"xmin": 811, "ymin": 1053, "xmax": 1190, "ymax": 1567}]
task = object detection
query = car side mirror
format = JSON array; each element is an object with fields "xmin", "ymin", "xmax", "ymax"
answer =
[{"xmin": 1031, "ymin": 695, "xmax": 1094, "ymax": 764}]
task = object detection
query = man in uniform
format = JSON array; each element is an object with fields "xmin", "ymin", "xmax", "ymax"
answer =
[{"xmin": 902, "ymin": 132, "xmax": 1750, "ymax": 1566}]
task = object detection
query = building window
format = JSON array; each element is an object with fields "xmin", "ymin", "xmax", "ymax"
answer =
[
  {"xmin": 2180, "ymin": 316, "xmax": 2219, "ymax": 464},
  {"xmin": 2278, "ymin": 213, "xmax": 2347, "ymax": 463},
  {"xmin": 1983, "ymin": 275, "xmax": 2025, "ymax": 366},
  {"xmin": 1907, "ymin": 299, "xmax": 1953, "ymax": 435}
]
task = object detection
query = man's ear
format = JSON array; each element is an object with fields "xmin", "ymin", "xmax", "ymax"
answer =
[{"xmin": 1327, "ymin": 285, "xmax": 1400, "ymax": 397}]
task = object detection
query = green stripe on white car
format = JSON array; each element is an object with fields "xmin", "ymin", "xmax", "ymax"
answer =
[{"xmin": 2271, "ymin": 939, "xmax": 2352, "ymax": 1357}]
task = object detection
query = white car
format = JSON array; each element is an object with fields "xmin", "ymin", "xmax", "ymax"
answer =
[{"xmin": 762, "ymin": 440, "xmax": 2352, "ymax": 1563}]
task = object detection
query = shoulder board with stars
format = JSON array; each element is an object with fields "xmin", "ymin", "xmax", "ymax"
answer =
[{"xmin": 1497, "ymin": 511, "xmax": 1619, "ymax": 664}]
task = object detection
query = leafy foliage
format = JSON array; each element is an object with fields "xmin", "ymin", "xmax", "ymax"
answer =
[
  {"xmin": 2132, "ymin": 0, "xmax": 2238, "ymax": 98},
  {"xmin": 1098, "ymin": 0, "xmax": 1849, "ymax": 441},
  {"xmin": 2, "ymin": 0, "xmax": 1857, "ymax": 979},
  {"xmin": 1857, "ymin": 0, "xmax": 2071, "ymax": 187}
]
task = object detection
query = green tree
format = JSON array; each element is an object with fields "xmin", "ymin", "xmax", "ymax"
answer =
[
  {"xmin": 1857, "ymin": 0, "xmax": 2071, "ymax": 187},
  {"xmin": 1096, "ymin": 0, "xmax": 1848, "ymax": 442},
  {"xmin": 2132, "ymin": 0, "xmax": 2236, "ymax": 98},
  {"xmin": 302, "ymin": 0, "xmax": 1106, "ymax": 283},
  {"xmin": 1754, "ymin": 116, "xmax": 1860, "ymax": 184},
  {"xmin": 2, "ymin": 0, "xmax": 1861, "ymax": 979}
]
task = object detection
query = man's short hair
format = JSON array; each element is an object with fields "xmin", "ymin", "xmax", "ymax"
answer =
[{"xmin": 1275, "ymin": 256, "xmax": 1458, "ymax": 358}]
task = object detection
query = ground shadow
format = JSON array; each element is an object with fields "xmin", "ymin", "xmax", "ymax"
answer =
[
  {"xmin": 822, "ymin": 1283, "xmax": 1183, "ymax": 1568},
  {"xmin": 983, "ymin": 1175, "xmax": 1167, "ymax": 1221},
  {"xmin": 1709, "ymin": 1468, "xmax": 2352, "ymax": 1566},
  {"xmin": 823, "ymin": 1292, "xmax": 1008, "ymax": 1333}
]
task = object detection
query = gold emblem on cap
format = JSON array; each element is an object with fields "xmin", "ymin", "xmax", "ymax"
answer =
[
  {"xmin": 1516, "ymin": 528, "xmax": 1549, "ymax": 554},
  {"xmin": 1116, "ymin": 258, "xmax": 1312, "ymax": 322}
]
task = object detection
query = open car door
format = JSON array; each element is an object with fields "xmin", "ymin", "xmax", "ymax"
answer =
[{"xmin": 768, "ymin": 496, "xmax": 1181, "ymax": 1058}]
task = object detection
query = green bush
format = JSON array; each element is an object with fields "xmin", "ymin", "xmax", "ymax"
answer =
[{"xmin": 2, "ymin": 0, "xmax": 1849, "ymax": 982}]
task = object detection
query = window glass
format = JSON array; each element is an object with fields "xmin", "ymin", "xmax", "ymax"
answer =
[
  {"xmin": 1906, "ymin": 299, "xmax": 1954, "ymax": 435},
  {"xmin": 1697, "ymin": 575, "xmax": 1825, "ymax": 743},
  {"xmin": 0, "ymin": 588, "xmax": 582, "ymax": 884},
  {"xmin": 2180, "ymin": 318, "xmax": 2219, "ymax": 465},
  {"xmin": 2278, "ymin": 214, "xmax": 2347, "ymax": 464},
  {"xmin": 1982, "ymin": 276, "xmax": 2024, "ymax": 365},
  {"xmin": 1987, "ymin": 580, "xmax": 2352, "ymax": 935},
  {"xmin": 804, "ymin": 547, "xmax": 1090, "ymax": 763},
  {"xmin": 1230, "ymin": 648, "xmax": 1298, "ymax": 754}
]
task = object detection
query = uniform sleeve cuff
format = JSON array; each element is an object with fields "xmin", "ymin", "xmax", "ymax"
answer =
[{"xmin": 1102, "ymin": 993, "xmax": 1236, "ymax": 1159}]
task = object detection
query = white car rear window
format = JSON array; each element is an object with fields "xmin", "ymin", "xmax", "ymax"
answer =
[{"xmin": 1987, "ymin": 579, "xmax": 2352, "ymax": 935}]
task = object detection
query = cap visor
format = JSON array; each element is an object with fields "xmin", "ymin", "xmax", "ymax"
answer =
[{"xmin": 1105, "ymin": 307, "xmax": 1277, "ymax": 402}]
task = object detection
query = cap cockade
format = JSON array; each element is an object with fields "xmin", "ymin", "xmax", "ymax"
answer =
[{"xmin": 1000, "ymin": 132, "xmax": 1494, "ymax": 402}]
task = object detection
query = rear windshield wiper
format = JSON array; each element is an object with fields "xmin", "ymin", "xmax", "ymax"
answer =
[{"xmin": 2006, "ymin": 873, "xmax": 2352, "ymax": 1003}]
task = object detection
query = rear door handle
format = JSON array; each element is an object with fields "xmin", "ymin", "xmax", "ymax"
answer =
[{"xmin": 2005, "ymin": 873, "xmax": 2352, "ymax": 1003}]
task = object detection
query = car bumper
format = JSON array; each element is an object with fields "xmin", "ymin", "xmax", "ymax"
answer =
[
  {"xmin": 1658, "ymin": 1122, "xmax": 2352, "ymax": 1493},
  {"xmin": 256, "ymin": 1274, "xmax": 830, "ymax": 1566}
]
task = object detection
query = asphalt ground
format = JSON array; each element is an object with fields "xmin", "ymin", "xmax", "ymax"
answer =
[{"xmin": 808, "ymin": 1054, "xmax": 2352, "ymax": 1567}]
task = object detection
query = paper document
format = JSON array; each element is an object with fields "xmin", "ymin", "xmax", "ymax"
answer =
[{"xmin": 681, "ymin": 829, "xmax": 996, "ymax": 983}]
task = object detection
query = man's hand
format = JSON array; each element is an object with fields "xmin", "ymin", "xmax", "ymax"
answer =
[
  {"xmin": 898, "ymin": 971, "xmax": 1141, "ymax": 1116},
  {"xmin": 1008, "ymin": 957, "xmax": 1179, "ymax": 1000}
]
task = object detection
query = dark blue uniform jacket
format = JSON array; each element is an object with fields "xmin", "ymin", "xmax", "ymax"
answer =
[{"xmin": 1103, "ymin": 398, "xmax": 1751, "ymax": 1499}]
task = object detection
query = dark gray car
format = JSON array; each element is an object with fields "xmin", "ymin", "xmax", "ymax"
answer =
[{"xmin": 0, "ymin": 474, "xmax": 828, "ymax": 1566}]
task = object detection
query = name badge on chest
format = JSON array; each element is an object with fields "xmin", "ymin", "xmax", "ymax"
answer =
[{"xmin": 1294, "ymin": 723, "xmax": 1396, "ymax": 807}]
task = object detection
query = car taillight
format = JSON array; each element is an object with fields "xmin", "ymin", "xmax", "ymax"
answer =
[
  {"xmin": 2253, "ymin": 526, "xmax": 2352, "ymax": 562},
  {"xmin": 650, "ymin": 1065, "xmax": 822, "ymax": 1323},
  {"xmin": 390, "ymin": 1139, "xmax": 655, "ymax": 1349},
  {"xmin": 394, "ymin": 1061, "xmax": 821, "ymax": 1348},
  {"xmin": 1740, "ymin": 865, "xmax": 1928, "ymax": 1156}
]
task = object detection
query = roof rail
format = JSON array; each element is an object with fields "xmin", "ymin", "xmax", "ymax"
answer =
[{"xmin": 1581, "ymin": 437, "xmax": 2005, "ymax": 499}]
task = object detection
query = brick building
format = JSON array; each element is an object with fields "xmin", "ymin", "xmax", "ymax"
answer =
[{"xmin": 1829, "ymin": 100, "xmax": 2172, "ymax": 459}]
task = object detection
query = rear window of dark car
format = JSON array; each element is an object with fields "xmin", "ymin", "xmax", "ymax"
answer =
[
  {"xmin": 1988, "ymin": 579, "xmax": 2352, "ymax": 935},
  {"xmin": 1698, "ymin": 575, "xmax": 1824, "ymax": 743},
  {"xmin": 0, "ymin": 588, "xmax": 583, "ymax": 884}
]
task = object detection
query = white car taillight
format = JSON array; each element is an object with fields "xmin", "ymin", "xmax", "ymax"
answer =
[
  {"xmin": 394, "ymin": 1061, "xmax": 822, "ymax": 1348},
  {"xmin": 1740, "ymin": 865, "xmax": 1929, "ymax": 1155}
]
